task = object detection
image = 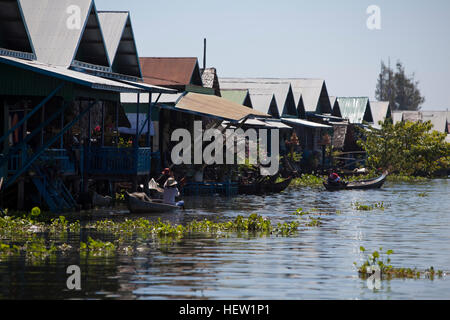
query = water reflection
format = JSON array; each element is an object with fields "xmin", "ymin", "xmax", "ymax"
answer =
[{"xmin": 0, "ymin": 180, "xmax": 449, "ymax": 299}]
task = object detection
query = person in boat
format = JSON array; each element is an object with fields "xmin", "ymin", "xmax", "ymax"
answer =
[
  {"xmin": 163, "ymin": 177, "xmax": 183, "ymax": 208},
  {"xmin": 327, "ymin": 170, "xmax": 344, "ymax": 186},
  {"xmin": 157, "ymin": 168, "xmax": 172, "ymax": 187}
]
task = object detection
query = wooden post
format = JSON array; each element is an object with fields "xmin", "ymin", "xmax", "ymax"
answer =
[
  {"xmin": 115, "ymin": 101, "xmax": 119, "ymax": 146},
  {"xmin": 88, "ymin": 100, "xmax": 92, "ymax": 147},
  {"xmin": 40, "ymin": 103, "xmax": 45, "ymax": 147},
  {"xmin": 147, "ymin": 93, "xmax": 152, "ymax": 147},
  {"xmin": 1, "ymin": 101, "xmax": 9, "ymax": 180},
  {"xmin": 101, "ymin": 102, "xmax": 105, "ymax": 147},
  {"xmin": 136, "ymin": 93, "xmax": 140, "ymax": 147},
  {"xmin": 17, "ymin": 177, "xmax": 24, "ymax": 210},
  {"xmin": 60, "ymin": 100, "xmax": 64, "ymax": 149}
]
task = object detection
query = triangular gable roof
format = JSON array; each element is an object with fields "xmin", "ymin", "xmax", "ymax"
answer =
[
  {"xmin": 394, "ymin": 111, "xmax": 448, "ymax": 134},
  {"xmin": 0, "ymin": 0, "xmax": 35, "ymax": 58},
  {"xmin": 284, "ymin": 79, "xmax": 332, "ymax": 114},
  {"xmin": 337, "ymin": 97, "xmax": 373, "ymax": 124},
  {"xmin": 20, "ymin": 0, "xmax": 110, "ymax": 68},
  {"xmin": 420, "ymin": 111, "xmax": 448, "ymax": 133},
  {"xmin": 370, "ymin": 101, "xmax": 392, "ymax": 126},
  {"xmin": 329, "ymin": 96, "xmax": 342, "ymax": 118},
  {"xmin": 393, "ymin": 112, "xmax": 403, "ymax": 124},
  {"xmin": 98, "ymin": 11, "xmax": 142, "ymax": 78},
  {"xmin": 140, "ymin": 57, "xmax": 203, "ymax": 87},
  {"xmin": 221, "ymin": 89, "xmax": 253, "ymax": 109},
  {"xmin": 218, "ymin": 78, "xmax": 296, "ymax": 118}
]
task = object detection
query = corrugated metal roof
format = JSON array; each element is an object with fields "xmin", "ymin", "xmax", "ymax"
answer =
[
  {"xmin": 19, "ymin": 0, "xmax": 110, "ymax": 68},
  {"xmin": 219, "ymin": 78, "xmax": 297, "ymax": 118},
  {"xmin": 393, "ymin": 112, "xmax": 403, "ymax": 124},
  {"xmin": 337, "ymin": 97, "xmax": 373, "ymax": 124},
  {"xmin": 393, "ymin": 111, "xmax": 448, "ymax": 134},
  {"xmin": 370, "ymin": 101, "xmax": 392, "ymax": 127},
  {"xmin": 140, "ymin": 57, "xmax": 202, "ymax": 87},
  {"xmin": 221, "ymin": 89, "xmax": 250, "ymax": 106},
  {"xmin": 282, "ymin": 79, "xmax": 331, "ymax": 114},
  {"xmin": 250, "ymin": 93, "xmax": 278, "ymax": 117},
  {"xmin": 421, "ymin": 111, "xmax": 448, "ymax": 133},
  {"xmin": 218, "ymin": 78, "xmax": 293, "ymax": 118},
  {"xmin": 402, "ymin": 111, "xmax": 421, "ymax": 123},
  {"xmin": 0, "ymin": 55, "xmax": 144, "ymax": 93},
  {"xmin": 282, "ymin": 118, "xmax": 332, "ymax": 129},
  {"xmin": 0, "ymin": 0, "xmax": 35, "ymax": 55},
  {"xmin": 175, "ymin": 92, "xmax": 269, "ymax": 122},
  {"xmin": 98, "ymin": 11, "xmax": 142, "ymax": 78}
]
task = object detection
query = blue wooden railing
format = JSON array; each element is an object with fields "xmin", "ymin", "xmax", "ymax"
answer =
[
  {"xmin": 7, "ymin": 148, "xmax": 75, "ymax": 175},
  {"xmin": 85, "ymin": 147, "xmax": 152, "ymax": 175}
]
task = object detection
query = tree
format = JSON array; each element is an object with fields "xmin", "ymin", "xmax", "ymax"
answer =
[
  {"xmin": 375, "ymin": 60, "xmax": 425, "ymax": 111},
  {"xmin": 358, "ymin": 120, "xmax": 450, "ymax": 176}
]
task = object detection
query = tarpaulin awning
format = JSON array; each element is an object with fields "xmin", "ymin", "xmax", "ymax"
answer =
[
  {"xmin": 282, "ymin": 118, "xmax": 332, "ymax": 129},
  {"xmin": 119, "ymin": 113, "xmax": 155, "ymax": 136},
  {"xmin": 222, "ymin": 118, "xmax": 276, "ymax": 128},
  {"xmin": 264, "ymin": 120, "xmax": 293, "ymax": 129}
]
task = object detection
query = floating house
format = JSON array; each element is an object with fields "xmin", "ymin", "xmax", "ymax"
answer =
[{"xmin": 0, "ymin": 0, "xmax": 173, "ymax": 212}]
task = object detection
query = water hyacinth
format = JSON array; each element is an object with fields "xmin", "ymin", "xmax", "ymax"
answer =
[
  {"xmin": 355, "ymin": 247, "xmax": 445, "ymax": 280},
  {"xmin": 0, "ymin": 209, "xmax": 302, "ymax": 262}
]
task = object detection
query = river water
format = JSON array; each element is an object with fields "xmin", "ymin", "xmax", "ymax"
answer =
[{"xmin": 0, "ymin": 179, "xmax": 449, "ymax": 300}]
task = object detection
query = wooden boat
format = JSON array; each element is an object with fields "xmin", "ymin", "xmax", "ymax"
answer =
[
  {"xmin": 323, "ymin": 172, "xmax": 388, "ymax": 191},
  {"xmin": 92, "ymin": 192, "xmax": 113, "ymax": 207},
  {"xmin": 126, "ymin": 192, "xmax": 181, "ymax": 214},
  {"xmin": 263, "ymin": 176, "xmax": 293, "ymax": 194},
  {"xmin": 239, "ymin": 177, "xmax": 293, "ymax": 195}
]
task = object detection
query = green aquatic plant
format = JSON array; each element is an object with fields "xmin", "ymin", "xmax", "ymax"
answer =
[
  {"xmin": 290, "ymin": 175, "xmax": 324, "ymax": 188},
  {"xmin": 417, "ymin": 192, "xmax": 428, "ymax": 197},
  {"xmin": 352, "ymin": 201, "xmax": 387, "ymax": 211},
  {"xmin": 292, "ymin": 208, "xmax": 310, "ymax": 216},
  {"xmin": 387, "ymin": 175, "xmax": 429, "ymax": 183},
  {"xmin": 80, "ymin": 237, "xmax": 116, "ymax": 257},
  {"xmin": 355, "ymin": 247, "xmax": 444, "ymax": 280}
]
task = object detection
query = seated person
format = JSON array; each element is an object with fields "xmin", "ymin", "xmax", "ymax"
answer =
[
  {"xmin": 163, "ymin": 178, "xmax": 180, "ymax": 206},
  {"xmin": 328, "ymin": 171, "xmax": 342, "ymax": 186}
]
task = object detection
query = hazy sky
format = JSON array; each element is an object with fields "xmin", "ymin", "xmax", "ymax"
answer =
[{"xmin": 95, "ymin": 0, "xmax": 450, "ymax": 110}]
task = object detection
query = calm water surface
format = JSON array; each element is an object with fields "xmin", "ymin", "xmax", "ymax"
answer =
[{"xmin": 1, "ymin": 180, "xmax": 449, "ymax": 300}]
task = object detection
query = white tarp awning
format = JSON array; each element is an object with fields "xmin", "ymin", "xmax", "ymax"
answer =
[
  {"xmin": 119, "ymin": 113, "xmax": 155, "ymax": 136},
  {"xmin": 282, "ymin": 118, "xmax": 332, "ymax": 129},
  {"xmin": 264, "ymin": 120, "xmax": 293, "ymax": 129}
]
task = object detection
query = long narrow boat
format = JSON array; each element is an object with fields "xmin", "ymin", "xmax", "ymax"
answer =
[
  {"xmin": 262, "ymin": 176, "xmax": 293, "ymax": 194},
  {"xmin": 126, "ymin": 193, "xmax": 181, "ymax": 214},
  {"xmin": 323, "ymin": 172, "xmax": 388, "ymax": 191},
  {"xmin": 239, "ymin": 177, "xmax": 293, "ymax": 195}
]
